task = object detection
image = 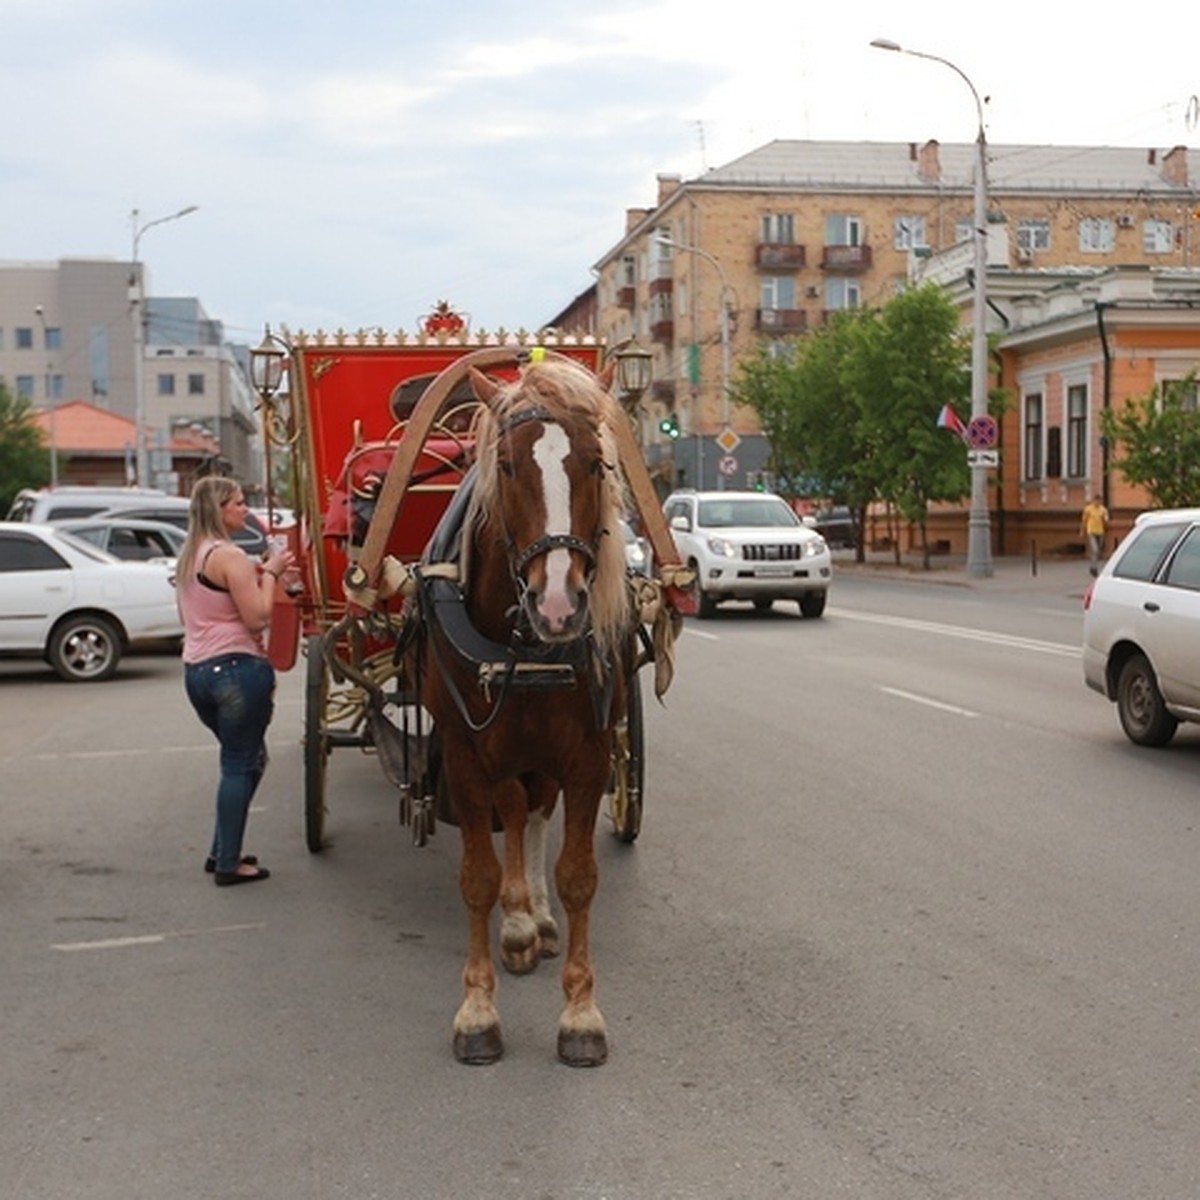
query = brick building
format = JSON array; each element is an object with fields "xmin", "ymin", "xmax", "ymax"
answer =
[{"xmin": 591, "ymin": 140, "xmax": 1200, "ymax": 522}]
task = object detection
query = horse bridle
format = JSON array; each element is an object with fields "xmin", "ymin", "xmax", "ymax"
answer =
[{"xmin": 497, "ymin": 405, "xmax": 603, "ymax": 581}]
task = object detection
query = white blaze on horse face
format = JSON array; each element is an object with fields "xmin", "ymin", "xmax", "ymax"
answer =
[{"xmin": 531, "ymin": 424, "xmax": 577, "ymax": 632}]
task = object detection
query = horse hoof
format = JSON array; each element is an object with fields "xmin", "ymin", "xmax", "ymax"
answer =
[
  {"xmin": 501, "ymin": 943, "xmax": 540, "ymax": 975},
  {"xmin": 453, "ymin": 1026, "xmax": 504, "ymax": 1065},
  {"xmin": 557, "ymin": 1029, "xmax": 607, "ymax": 1068}
]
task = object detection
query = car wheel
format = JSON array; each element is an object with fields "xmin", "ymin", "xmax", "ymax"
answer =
[
  {"xmin": 1116, "ymin": 653, "xmax": 1178, "ymax": 747},
  {"xmin": 697, "ymin": 589, "xmax": 718, "ymax": 618},
  {"xmin": 799, "ymin": 591, "xmax": 827, "ymax": 619},
  {"xmin": 48, "ymin": 614, "xmax": 122, "ymax": 682}
]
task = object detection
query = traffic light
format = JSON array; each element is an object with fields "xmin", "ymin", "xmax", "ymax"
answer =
[{"xmin": 659, "ymin": 412, "xmax": 680, "ymax": 439}]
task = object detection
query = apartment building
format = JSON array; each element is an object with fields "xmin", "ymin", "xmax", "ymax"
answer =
[
  {"xmin": 592, "ymin": 139, "xmax": 1200, "ymax": 497},
  {"xmin": 0, "ymin": 259, "xmax": 259, "ymax": 493}
]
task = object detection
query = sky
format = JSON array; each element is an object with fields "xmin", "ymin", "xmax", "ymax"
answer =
[{"xmin": 3, "ymin": 0, "xmax": 1199, "ymax": 345}]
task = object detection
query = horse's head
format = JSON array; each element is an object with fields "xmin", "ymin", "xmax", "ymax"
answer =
[{"xmin": 468, "ymin": 359, "xmax": 629, "ymax": 650}]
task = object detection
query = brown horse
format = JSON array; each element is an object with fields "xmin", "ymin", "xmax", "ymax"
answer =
[{"xmin": 417, "ymin": 356, "xmax": 633, "ymax": 1067}]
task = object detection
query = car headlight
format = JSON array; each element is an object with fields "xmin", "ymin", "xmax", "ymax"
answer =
[
  {"xmin": 803, "ymin": 537, "xmax": 828, "ymax": 557},
  {"xmin": 706, "ymin": 536, "xmax": 738, "ymax": 558}
]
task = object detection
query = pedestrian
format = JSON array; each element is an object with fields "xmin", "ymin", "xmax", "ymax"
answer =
[
  {"xmin": 1080, "ymin": 493, "xmax": 1110, "ymax": 577},
  {"xmin": 176, "ymin": 476, "xmax": 295, "ymax": 886}
]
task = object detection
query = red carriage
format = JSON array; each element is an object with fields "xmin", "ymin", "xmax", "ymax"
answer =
[{"xmin": 252, "ymin": 312, "xmax": 695, "ymax": 1063}]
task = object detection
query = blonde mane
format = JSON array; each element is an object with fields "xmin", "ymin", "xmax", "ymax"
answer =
[{"xmin": 466, "ymin": 359, "xmax": 632, "ymax": 656}]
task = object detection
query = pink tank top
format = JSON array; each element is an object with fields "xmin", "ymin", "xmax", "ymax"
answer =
[{"xmin": 179, "ymin": 539, "xmax": 265, "ymax": 664}]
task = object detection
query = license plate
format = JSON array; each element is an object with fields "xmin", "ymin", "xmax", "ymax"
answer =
[{"xmin": 754, "ymin": 564, "xmax": 794, "ymax": 577}]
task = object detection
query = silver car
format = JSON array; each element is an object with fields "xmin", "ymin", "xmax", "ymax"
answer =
[{"xmin": 1082, "ymin": 507, "xmax": 1200, "ymax": 745}]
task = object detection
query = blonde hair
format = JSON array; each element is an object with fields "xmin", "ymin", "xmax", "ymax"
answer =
[
  {"xmin": 467, "ymin": 360, "xmax": 631, "ymax": 656},
  {"xmin": 177, "ymin": 476, "xmax": 242, "ymax": 583}
]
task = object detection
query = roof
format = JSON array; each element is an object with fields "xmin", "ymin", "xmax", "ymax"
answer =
[
  {"xmin": 694, "ymin": 140, "xmax": 1193, "ymax": 194},
  {"xmin": 29, "ymin": 401, "xmax": 219, "ymax": 455}
]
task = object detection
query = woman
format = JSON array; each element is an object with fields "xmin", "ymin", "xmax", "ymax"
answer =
[{"xmin": 176, "ymin": 477, "xmax": 295, "ymax": 886}]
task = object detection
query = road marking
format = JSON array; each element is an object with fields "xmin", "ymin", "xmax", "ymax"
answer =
[
  {"xmin": 832, "ymin": 608, "xmax": 1080, "ymax": 658},
  {"xmin": 878, "ymin": 686, "xmax": 979, "ymax": 718},
  {"xmin": 682, "ymin": 626, "xmax": 720, "ymax": 641},
  {"xmin": 52, "ymin": 921, "xmax": 265, "ymax": 953}
]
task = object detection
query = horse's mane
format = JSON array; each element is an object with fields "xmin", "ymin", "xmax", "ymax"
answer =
[{"xmin": 466, "ymin": 359, "xmax": 632, "ymax": 656}]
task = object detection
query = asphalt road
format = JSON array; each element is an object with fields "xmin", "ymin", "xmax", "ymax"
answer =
[{"xmin": 3, "ymin": 573, "xmax": 1199, "ymax": 1199}]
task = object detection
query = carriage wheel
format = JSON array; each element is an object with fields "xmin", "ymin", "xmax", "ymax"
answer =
[
  {"xmin": 304, "ymin": 633, "xmax": 331, "ymax": 853},
  {"xmin": 608, "ymin": 669, "xmax": 645, "ymax": 844}
]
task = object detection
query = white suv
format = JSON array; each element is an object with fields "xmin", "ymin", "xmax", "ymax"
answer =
[
  {"xmin": 664, "ymin": 490, "xmax": 831, "ymax": 618},
  {"xmin": 1083, "ymin": 507, "xmax": 1200, "ymax": 745}
]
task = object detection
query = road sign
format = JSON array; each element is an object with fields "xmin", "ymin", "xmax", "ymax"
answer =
[
  {"xmin": 967, "ymin": 449, "xmax": 999, "ymax": 468},
  {"xmin": 966, "ymin": 415, "xmax": 999, "ymax": 450},
  {"xmin": 718, "ymin": 455, "xmax": 738, "ymax": 477},
  {"xmin": 716, "ymin": 427, "xmax": 741, "ymax": 454}
]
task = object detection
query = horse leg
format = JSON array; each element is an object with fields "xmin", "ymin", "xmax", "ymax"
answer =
[
  {"xmin": 452, "ymin": 776, "xmax": 505, "ymax": 1065},
  {"xmin": 494, "ymin": 780, "xmax": 541, "ymax": 976},
  {"xmin": 555, "ymin": 777, "xmax": 607, "ymax": 1067},
  {"xmin": 525, "ymin": 775, "xmax": 560, "ymax": 959}
]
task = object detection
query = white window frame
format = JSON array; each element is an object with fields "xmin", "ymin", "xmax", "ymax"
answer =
[
  {"xmin": 1065, "ymin": 382, "xmax": 1089, "ymax": 479},
  {"xmin": 1016, "ymin": 220, "xmax": 1051, "ymax": 252},
  {"xmin": 761, "ymin": 213, "xmax": 795, "ymax": 244},
  {"xmin": 893, "ymin": 215, "xmax": 928, "ymax": 250},
  {"xmin": 1078, "ymin": 218, "xmax": 1115, "ymax": 253},
  {"xmin": 1022, "ymin": 391, "xmax": 1044, "ymax": 482},
  {"xmin": 825, "ymin": 214, "xmax": 862, "ymax": 247},
  {"xmin": 1143, "ymin": 220, "xmax": 1173, "ymax": 254},
  {"xmin": 824, "ymin": 278, "xmax": 860, "ymax": 311},
  {"xmin": 761, "ymin": 276, "xmax": 796, "ymax": 311}
]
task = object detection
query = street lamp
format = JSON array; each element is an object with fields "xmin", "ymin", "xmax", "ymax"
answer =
[
  {"xmin": 871, "ymin": 38, "xmax": 993, "ymax": 577},
  {"xmin": 655, "ymin": 233, "xmax": 734, "ymax": 489},
  {"xmin": 130, "ymin": 204, "xmax": 199, "ymax": 488}
]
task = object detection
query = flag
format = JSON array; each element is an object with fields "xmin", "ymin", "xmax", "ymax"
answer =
[{"xmin": 937, "ymin": 404, "xmax": 968, "ymax": 440}]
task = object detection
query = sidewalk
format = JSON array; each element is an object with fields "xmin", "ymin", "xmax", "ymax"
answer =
[{"xmin": 830, "ymin": 548, "xmax": 1095, "ymax": 601}]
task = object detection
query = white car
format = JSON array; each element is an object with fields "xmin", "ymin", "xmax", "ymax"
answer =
[
  {"xmin": 663, "ymin": 489, "xmax": 832, "ymax": 617},
  {"xmin": 53, "ymin": 517, "xmax": 186, "ymax": 564},
  {"xmin": 0, "ymin": 522, "xmax": 183, "ymax": 682},
  {"xmin": 1082, "ymin": 507, "xmax": 1200, "ymax": 745}
]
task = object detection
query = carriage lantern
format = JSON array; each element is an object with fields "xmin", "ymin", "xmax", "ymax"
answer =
[
  {"xmin": 250, "ymin": 329, "xmax": 287, "ymax": 403},
  {"xmin": 613, "ymin": 338, "xmax": 652, "ymax": 406}
]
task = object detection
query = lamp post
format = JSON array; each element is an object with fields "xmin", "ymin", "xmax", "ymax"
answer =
[
  {"xmin": 871, "ymin": 38, "xmax": 993, "ymax": 577},
  {"xmin": 34, "ymin": 304, "xmax": 57, "ymax": 485},
  {"xmin": 249, "ymin": 326, "xmax": 290, "ymax": 521},
  {"xmin": 655, "ymin": 233, "xmax": 733, "ymax": 489},
  {"xmin": 130, "ymin": 205, "xmax": 199, "ymax": 488}
]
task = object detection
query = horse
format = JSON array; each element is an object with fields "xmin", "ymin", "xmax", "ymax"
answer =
[{"xmin": 414, "ymin": 356, "xmax": 634, "ymax": 1067}]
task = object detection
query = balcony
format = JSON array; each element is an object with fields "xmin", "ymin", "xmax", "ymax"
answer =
[
  {"xmin": 821, "ymin": 244, "xmax": 873, "ymax": 271},
  {"xmin": 617, "ymin": 285, "xmax": 636, "ymax": 310},
  {"xmin": 755, "ymin": 243, "xmax": 806, "ymax": 270},
  {"xmin": 650, "ymin": 319, "xmax": 674, "ymax": 344},
  {"xmin": 648, "ymin": 276, "xmax": 673, "ymax": 298},
  {"xmin": 756, "ymin": 308, "xmax": 808, "ymax": 334}
]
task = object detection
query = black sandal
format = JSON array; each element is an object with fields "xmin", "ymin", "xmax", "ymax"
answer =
[
  {"xmin": 204, "ymin": 854, "xmax": 259, "ymax": 875},
  {"xmin": 214, "ymin": 866, "xmax": 271, "ymax": 887}
]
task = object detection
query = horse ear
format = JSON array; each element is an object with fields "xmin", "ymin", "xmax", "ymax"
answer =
[
  {"xmin": 598, "ymin": 363, "xmax": 616, "ymax": 393},
  {"xmin": 468, "ymin": 366, "xmax": 503, "ymax": 409}
]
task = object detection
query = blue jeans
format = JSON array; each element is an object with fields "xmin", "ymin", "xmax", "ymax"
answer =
[{"xmin": 184, "ymin": 654, "xmax": 276, "ymax": 873}]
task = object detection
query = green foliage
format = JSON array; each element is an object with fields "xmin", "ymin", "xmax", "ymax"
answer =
[
  {"xmin": 731, "ymin": 284, "xmax": 972, "ymax": 560},
  {"xmin": 1100, "ymin": 375, "xmax": 1200, "ymax": 508},
  {"xmin": 0, "ymin": 384, "xmax": 51, "ymax": 514}
]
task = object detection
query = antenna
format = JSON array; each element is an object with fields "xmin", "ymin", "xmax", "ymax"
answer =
[{"xmin": 695, "ymin": 120, "xmax": 709, "ymax": 172}]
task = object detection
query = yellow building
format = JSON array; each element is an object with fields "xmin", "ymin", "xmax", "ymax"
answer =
[{"xmin": 591, "ymin": 139, "xmax": 1200, "ymax": 512}]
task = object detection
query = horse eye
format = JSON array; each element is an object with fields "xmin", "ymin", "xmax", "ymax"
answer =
[
  {"xmin": 590, "ymin": 459, "xmax": 604, "ymax": 476},
  {"xmin": 499, "ymin": 460, "xmax": 515, "ymax": 478}
]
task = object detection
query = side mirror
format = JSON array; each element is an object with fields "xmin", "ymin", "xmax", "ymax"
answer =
[{"xmin": 670, "ymin": 514, "xmax": 691, "ymax": 533}]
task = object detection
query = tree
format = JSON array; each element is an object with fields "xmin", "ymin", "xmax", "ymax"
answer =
[
  {"xmin": 1100, "ymin": 374, "xmax": 1200, "ymax": 508},
  {"xmin": 0, "ymin": 384, "xmax": 51, "ymax": 514},
  {"xmin": 846, "ymin": 285, "xmax": 971, "ymax": 567},
  {"xmin": 732, "ymin": 286, "xmax": 972, "ymax": 566}
]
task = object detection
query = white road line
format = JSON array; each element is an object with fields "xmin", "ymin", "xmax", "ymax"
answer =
[
  {"xmin": 52, "ymin": 921, "xmax": 265, "ymax": 953},
  {"xmin": 682, "ymin": 626, "xmax": 720, "ymax": 641},
  {"xmin": 878, "ymin": 686, "xmax": 980, "ymax": 718},
  {"xmin": 832, "ymin": 607, "xmax": 1080, "ymax": 657}
]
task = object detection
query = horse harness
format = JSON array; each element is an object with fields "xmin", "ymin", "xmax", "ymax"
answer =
[{"xmin": 405, "ymin": 404, "xmax": 622, "ymax": 735}]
